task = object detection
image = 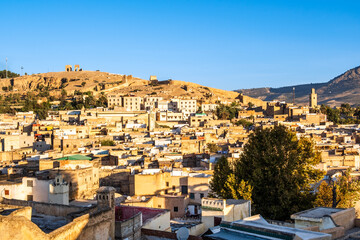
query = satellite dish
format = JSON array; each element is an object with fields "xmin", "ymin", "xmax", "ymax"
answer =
[{"xmin": 176, "ymin": 227, "xmax": 189, "ymax": 240}]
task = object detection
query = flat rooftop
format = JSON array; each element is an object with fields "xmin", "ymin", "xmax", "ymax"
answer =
[
  {"xmin": 229, "ymin": 220, "xmax": 331, "ymax": 240},
  {"xmin": 31, "ymin": 213, "xmax": 69, "ymax": 233},
  {"xmin": 291, "ymin": 207, "xmax": 344, "ymax": 220}
]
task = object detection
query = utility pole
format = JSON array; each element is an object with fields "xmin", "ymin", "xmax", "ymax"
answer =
[{"xmin": 5, "ymin": 58, "xmax": 8, "ymax": 78}]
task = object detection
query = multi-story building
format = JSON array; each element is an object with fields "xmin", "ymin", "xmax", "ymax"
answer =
[
  {"xmin": 156, "ymin": 100, "xmax": 169, "ymax": 111},
  {"xmin": 201, "ymin": 103, "xmax": 218, "ymax": 112},
  {"xmin": 107, "ymin": 94, "xmax": 123, "ymax": 108},
  {"xmin": 144, "ymin": 96, "xmax": 163, "ymax": 110},
  {"xmin": 123, "ymin": 96, "xmax": 142, "ymax": 111},
  {"xmin": 173, "ymin": 99, "xmax": 197, "ymax": 113}
]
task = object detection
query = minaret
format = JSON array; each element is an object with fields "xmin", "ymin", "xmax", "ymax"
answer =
[
  {"xmin": 309, "ymin": 88, "xmax": 317, "ymax": 108},
  {"xmin": 96, "ymin": 186, "xmax": 116, "ymax": 239}
]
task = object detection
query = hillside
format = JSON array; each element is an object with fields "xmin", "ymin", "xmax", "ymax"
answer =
[
  {"xmin": 236, "ymin": 66, "xmax": 360, "ymax": 106},
  {"xmin": 0, "ymin": 70, "xmax": 266, "ymax": 107}
]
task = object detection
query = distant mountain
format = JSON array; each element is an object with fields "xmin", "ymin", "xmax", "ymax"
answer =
[{"xmin": 236, "ymin": 66, "xmax": 360, "ymax": 106}]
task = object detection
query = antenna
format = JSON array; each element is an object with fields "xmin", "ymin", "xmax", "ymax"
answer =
[
  {"xmin": 6, "ymin": 57, "xmax": 8, "ymax": 78},
  {"xmin": 292, "ymin": 87, "xmax": 295, "ymax": 105}
]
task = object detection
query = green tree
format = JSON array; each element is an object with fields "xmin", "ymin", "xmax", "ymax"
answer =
[
  {"xmin": 81, "ymin": 81, "xmax": 86, "ymax": 87},
  {"xmin": 235, "ymin": 119, "xmax": 253, "ymax": 129},
  {"xmin": 234, "ymin": 125, "xmax": 324, "ymax": 220},
  {"xmin": 340, "ymin": 103, "xmax": 353, "ymax": 117},
  {"xmin": 209, "ymin": 156, "xmax": 232, "ymax": 199},
  {"xmin": 100, "ymin": 140, "xmax": 115, "ymax": 146},
  {"xmin": 315, "ymin": 170, "xmax": 360, "ymax": 208},
  {"xmin": 225, "ymin": 174, "xmax": 253, "ymax": 201},
  {"xmin": 207, "ymin": 143, "xmax": 220, "ymax": 153},
  {"xmin": 0, "ymin": 70, "xmax": 20, "ymax": 78},
  {"xmin": 215, "ymin": 103, "xmax": 238, "ymax": 120},
  {"xmin": 96, "ymin": 92, "xmax": 108, "ymax": 107}
]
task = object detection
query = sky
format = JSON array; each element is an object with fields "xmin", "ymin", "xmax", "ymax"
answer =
[{"xmin": 1, "ymin": 0, "xmax": 360, "ymax": 90}]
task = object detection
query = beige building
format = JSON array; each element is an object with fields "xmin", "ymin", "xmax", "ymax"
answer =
[
  {"xmin": 131, "ymin": 170, "xmax": 211, "ymax": 218},
  {"xmin": 0, "ymin": 133, "xmax": 34, "ymax": 152},
  {"xmin": 123, "ymin": 96, "xmax": 142, "ymax": 111},
  {"xmin": 144, "ymin": 96, "xmax": 163, "ymax": 110},
  {"xmin": 201, "ymin": 103, "xmax": 218, "ymax": 112},
  {"xmin": 107, "ymin": 94, "xmax": 123, "ymax": 108},
  {"xmin": 179, "ymin": 99, "xmax": 197, "ymax": 113}
]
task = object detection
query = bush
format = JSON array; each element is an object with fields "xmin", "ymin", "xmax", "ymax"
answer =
[{"xmin": 100, "ymin": 140, "xmax": 115, "ymax": 146}]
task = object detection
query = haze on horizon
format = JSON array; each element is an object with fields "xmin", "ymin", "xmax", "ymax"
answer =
[{"xmin": 1, "ymin": 0, "xmax": 360, "ymax": 91}]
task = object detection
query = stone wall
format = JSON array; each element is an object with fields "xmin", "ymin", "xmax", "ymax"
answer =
[
  {"xmin": 0, "ymin": 207, "xmax": 89, "ymax": 240},
  {"xmin": 77, "ymin": 207, "xmax": 115, "ymax": 240},
  {"xmin": 1, "ymin": 198, "xmax": 89, "ymax": 217},
  {"xmin": 99, "ymin": 169, "xmax": 132, "ymax": 195},
  {"xmin": 115, "ymin": 212, "xmax": 142, "ymax": 240},
  {"xmin": 331, "ymin": 208, "xmax": 355, "ymax": 231},
  {"xmin": 0, "ymin": 201, "xmax": 115, "ymax": 240}
]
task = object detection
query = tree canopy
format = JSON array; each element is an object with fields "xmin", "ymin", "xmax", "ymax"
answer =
[
  {"xmin": 315, "ymin": 169, "xmax": 360, "ymax": 208},
  {"xmin": 0, "ymin": 70, "xmax": 20, "ymax": 78},
  {"xmin": 210, "ymin": 125, "xmax": 324, "ymax": 220},
  {"xmin": 320, "ymin": 103, "xmax": 360, "ymax": 124},
  {"xmin": 209, "ymin": 156, "xmax": 232, "ymax": 199},
  {"xmin": 215, "ymin": 102, "xmax": 239, "ymax": 120}
]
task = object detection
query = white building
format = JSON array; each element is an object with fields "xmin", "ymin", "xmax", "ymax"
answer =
[
  {"xmin": 201, "ymin": 103, "xmax": 218, "ymax": 112},
  {"xmin": 201, "ymin": 198, "xmax": 251, "ymax": 229},
  {"xmin": 0, "ymin": 175, "xmax": 69, "ymax": 205}
]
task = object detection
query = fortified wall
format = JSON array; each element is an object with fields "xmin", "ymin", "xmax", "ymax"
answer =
[{"xmin": 0, "ymin": 187, "xmax": 116, "ymax": 240}]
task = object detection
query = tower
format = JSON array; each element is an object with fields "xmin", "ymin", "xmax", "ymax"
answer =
[
  {"xmin": 96, "ymin": 186, "xmax": 116, "ymax": 240},
  {"xmin": 309, "ymin": 88, "xmax": 317, "ymax": 108},
  {"xmin": 49, "ymin": 174, "xmax": 69, "ymax": 205},
  {"xmin": 96, "ymin": 186, "xmax": 116, "ymax": 209},
  {"xmin": 148, "ymin": 111, "xmax": 155, "ymax": 132}
]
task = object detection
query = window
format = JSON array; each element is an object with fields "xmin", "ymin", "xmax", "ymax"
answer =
[
  {"xmin": 174, "ymin": 206, "xmax": 178, "ymax": 212},
  {"xmin": 27, "ymin": 180, "xmax": 33, "ymax": 187},
  {"xmin": 181, "ymin": 186, "xmax": 188, "ymax": 194},
  {"xmin": 190, "ymin": 193, "xmax": 195, "ymax": 199},
  {"xmin": 172, "ymin": 186, "xmax": 175, "ymax": 191},
  {"xmin": 165, "ymin": 190, "xmax": 168, "ymax": 194},
  {"xmin": 158, "ymin": 205, "xmax": 161, "ymax": 208},
  {"xmin": 200, "ymin": 193, "xmax": 204, "ymax": 199},
  {"xmin": 166, "ymin": 182, "xmax": 169, "ymax": 187},
  {"xmin": 4, "ymin": 190, "xmax": 9, "ymax": 195},
  {"xmin": 27, "ymin": 195, "xmax": 33, "ymax": 201}
]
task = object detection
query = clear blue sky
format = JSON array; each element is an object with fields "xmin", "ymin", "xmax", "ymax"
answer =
[{"xmin": 1, "ymin": 0, "xmax": 360, "ymax": 90}]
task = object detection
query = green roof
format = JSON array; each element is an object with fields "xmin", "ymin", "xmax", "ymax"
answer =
[{"xmin": 56, "ymin": 155, "xmax": 92, "ymax": 161}]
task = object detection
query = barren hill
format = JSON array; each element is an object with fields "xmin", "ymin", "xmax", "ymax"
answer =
[
  {"xmin": 0, "ymin": 71, "xmax": 265, "ymax": 107},
  {"xmin": 236, "ymin": 66, "xmax": 360, "ymax": 107}
]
